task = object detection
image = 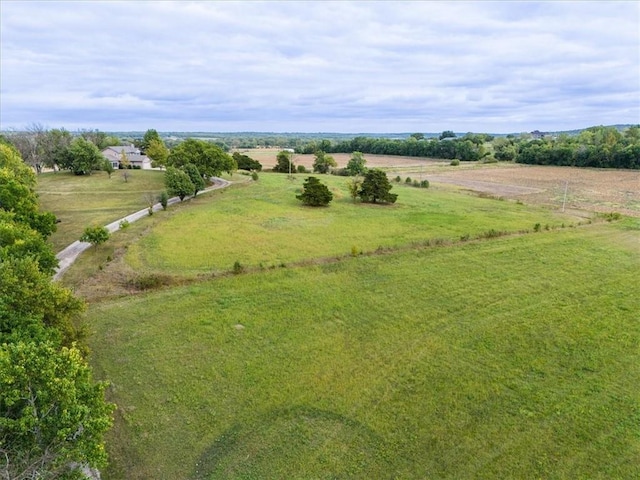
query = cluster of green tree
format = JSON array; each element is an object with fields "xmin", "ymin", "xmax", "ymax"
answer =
[
  {"xmin": 160, "ymin": 138, "xmax": 237, "ymax": 201},
  {"xmin": 295, "ymin": 132, "xmax": 493, "ymax": 162},
  {"xmin": 514, "ymin": 126, "xmax": 640, "ymax": 169},
  {"xmin": 3, "ymin": 125, "xmax": 120, "ymax": 175},
  {"xmin": 273, "ymin": 150, "xmax": 297, "ymax": 173},
  {"xmin": 232, "ymin": 152, "xmax": 262, "ymax": 171},
  {"xmin": 0, "ymin": 139, "xmax": 113, "ymax": 478},
  {"xmin": 296, "ymin": 168, "xmax": 397, "ymax": 208}
]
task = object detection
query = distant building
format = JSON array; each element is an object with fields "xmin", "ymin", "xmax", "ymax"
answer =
[
  {"xmin": 530, "ymin": 130, "xmax": 548, "ymax": 140},
  {"xmin": 102, "ymin": 145, "xmax": 151, "ymax": 169}
]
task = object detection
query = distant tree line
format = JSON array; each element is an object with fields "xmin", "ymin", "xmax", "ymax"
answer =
[
  {"xmin": 514, "ymin": 126, "xmax": 639, "ymax": 169},
  {"xmin": 4, "ymin": 124, "xmax": 638, "ymax": 173},
  {"xmin": 295, "ymin": 133, "xmax": 494, "ymax": 162},
  {"xmin": 293, "ymin": 126, "xmax": 639, "ymax": 169}
]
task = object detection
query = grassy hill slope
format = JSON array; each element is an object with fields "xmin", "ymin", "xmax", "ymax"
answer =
[{"xmin": 76, "ymin": 173, "xmax": 639, "ymax": 478}]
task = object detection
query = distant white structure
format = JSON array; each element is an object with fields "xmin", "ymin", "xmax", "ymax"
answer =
[{"xmin": 102, "ymin": 145, "xmax": 151, "ymax": 170}]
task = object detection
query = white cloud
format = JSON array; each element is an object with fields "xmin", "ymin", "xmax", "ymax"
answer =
[{"xmin": 1, "ymin": 0, "xmax": 638, "ymax": 132}]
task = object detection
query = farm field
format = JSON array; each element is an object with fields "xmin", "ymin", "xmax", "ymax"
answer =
[
  {"xmin": 245, "ymin": 149, "xmax": 640, "ymax": 216},
  {"xmin": 40, "ymin": 161, "xmax": 640, "ymax": 478}
]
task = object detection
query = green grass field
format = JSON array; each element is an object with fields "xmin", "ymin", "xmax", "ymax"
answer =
[
  {"xmin": 86, "ymin": 222, "xmax": 639, "ymax": 479},
  {"xmin": 67, "ymin": 173, "xmax": 640, "ymax": 479},
  {"xmin": 36, "ymin": 170, "xmax": 167, "ymax": 251},
  {"xmin": 124, "ymin": 174, "xmax": 572, "ymax": 277}
]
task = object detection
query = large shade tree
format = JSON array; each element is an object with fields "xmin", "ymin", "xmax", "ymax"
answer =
[
  {"xmin": 57, "ymin": 137, "xmax": 105, "ymax": 175},
  {"xmin": 167, "ymin": 139, "xmax": 236, "ymax": 178}
]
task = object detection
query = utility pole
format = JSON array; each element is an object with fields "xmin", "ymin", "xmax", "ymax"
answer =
[{"xmin": 561, "ymin": 180, "xmax": 569, "ymax": 212}]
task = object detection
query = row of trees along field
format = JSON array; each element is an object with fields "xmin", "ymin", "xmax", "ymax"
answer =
[
  {"xmin": 0, "ymin": 139, "xmax": 113, "ymax": 478},
  {"xmin": 295, "ymin": 125, "xmax": 640, "ymax": 169}
]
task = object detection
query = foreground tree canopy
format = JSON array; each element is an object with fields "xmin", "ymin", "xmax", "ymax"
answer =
[{"xmin": 0, "ymin": 137, "xmax": 113, "ymax": 478}]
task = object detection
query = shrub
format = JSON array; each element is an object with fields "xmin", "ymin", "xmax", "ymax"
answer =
[
  {"xmin": 233, "ymin": 261, "xmax": 244, "ymax": 274},
  {"xmin": 394, "ymin": 176, "xmax": 402, "ymax": 183},
  {"xmin": 405, "ymin": 177, "xmax": 412, "ymax": 184},
  {"xmin": 534, "ymin": 223, "xmax": 541, "ymax": 232},
  {"xmin": 420, "ymin": 180, "xmax": 430, "ymax": 188},
  {"xmin": 450, "ymin": 159, "xmax": 460, "ymax": 166},
  {"xmin": 600, "ymin": 212, "xmax": 622, "ymax": 222},
  {"xmin": 119, "ymin": 219, "xmax": 130, "ymax": 230},
  {"xmin": 128, "ymin": 274, "xmax": 172, "ymax": 290},
  {"xmin": 80, "ymin": 225, "xmax": 110, "ymax": 248},
  {"xmin": 297, "ymin": 165, "xmax": 307, "ymax": 173},
  {"xmin": 251, "ymin": 171, "xmax": 259, "ymax": 181},
  {"xmin": 159, "ymin": 191, "xmax": 169, "ymax": 210}
]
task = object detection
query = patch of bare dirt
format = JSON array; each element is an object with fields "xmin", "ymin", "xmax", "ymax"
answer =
[{"xmin": 421, "ymin": 164, "xmax": 640, "ymax": 217}]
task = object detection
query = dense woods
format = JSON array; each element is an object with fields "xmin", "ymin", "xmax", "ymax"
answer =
[{"xmin": 294, "ymin": 125, "xmax": 640, "ymax": 169}]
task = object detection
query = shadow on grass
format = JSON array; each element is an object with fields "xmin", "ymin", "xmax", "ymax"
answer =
[{"xmin": 191, "ymin": 405, "xmax": 394, "ymax": 479}]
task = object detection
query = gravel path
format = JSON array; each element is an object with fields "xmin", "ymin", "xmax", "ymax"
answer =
[{"xmin": 53, "ymin": 177, "xmax": 231, "ymax": 280}]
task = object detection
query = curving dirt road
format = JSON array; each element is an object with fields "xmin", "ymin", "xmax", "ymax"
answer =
[{"xmin": 53, "ymin": 177, "xmax": 231, "ymax": 280}]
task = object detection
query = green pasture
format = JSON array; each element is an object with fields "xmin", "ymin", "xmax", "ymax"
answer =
[
  {"xmin": 125, "ymin": 173, "xmax": 572, "ymax": 277},
  {"xmin": 86, "ymin": 220, "xmax": 640, "ymax": 479},
  {"xmin": 36, "ymin": 170, "xmax": 167, "ymax": 251}
]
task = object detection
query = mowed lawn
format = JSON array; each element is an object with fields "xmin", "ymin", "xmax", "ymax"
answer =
[
  {"xmin": 84, "ymin": 205, "xmax": 640, "ymax": 477},
  {"xmin": 36, "ymin": 170, "xmax": 167, "ymax": 252},
  {"xmin": 125, "ymin": 173, "xmax": 573, "ymax": 276}
]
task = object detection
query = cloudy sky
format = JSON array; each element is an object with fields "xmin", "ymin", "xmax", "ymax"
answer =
[{"xmin": 1, "ymin": 1, "xmax": 638, "ymax": 133}]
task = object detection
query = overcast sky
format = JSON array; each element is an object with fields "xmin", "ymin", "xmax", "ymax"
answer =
[{"xmin": 1, "ymin": 1, "xmax": 638, "ymax": 133}]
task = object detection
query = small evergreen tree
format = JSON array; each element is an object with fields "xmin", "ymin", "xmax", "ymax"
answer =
[
  {"xmin": 358, "ymin": 169, "xmax": 398, "ymax": 204},
  {"xmin": 159, "ymin": 191, "xmax": 169, "ymax": 210},
  {"xmin": 296, "ymin": 176, "xmax": 333, "ymax": 206}
]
